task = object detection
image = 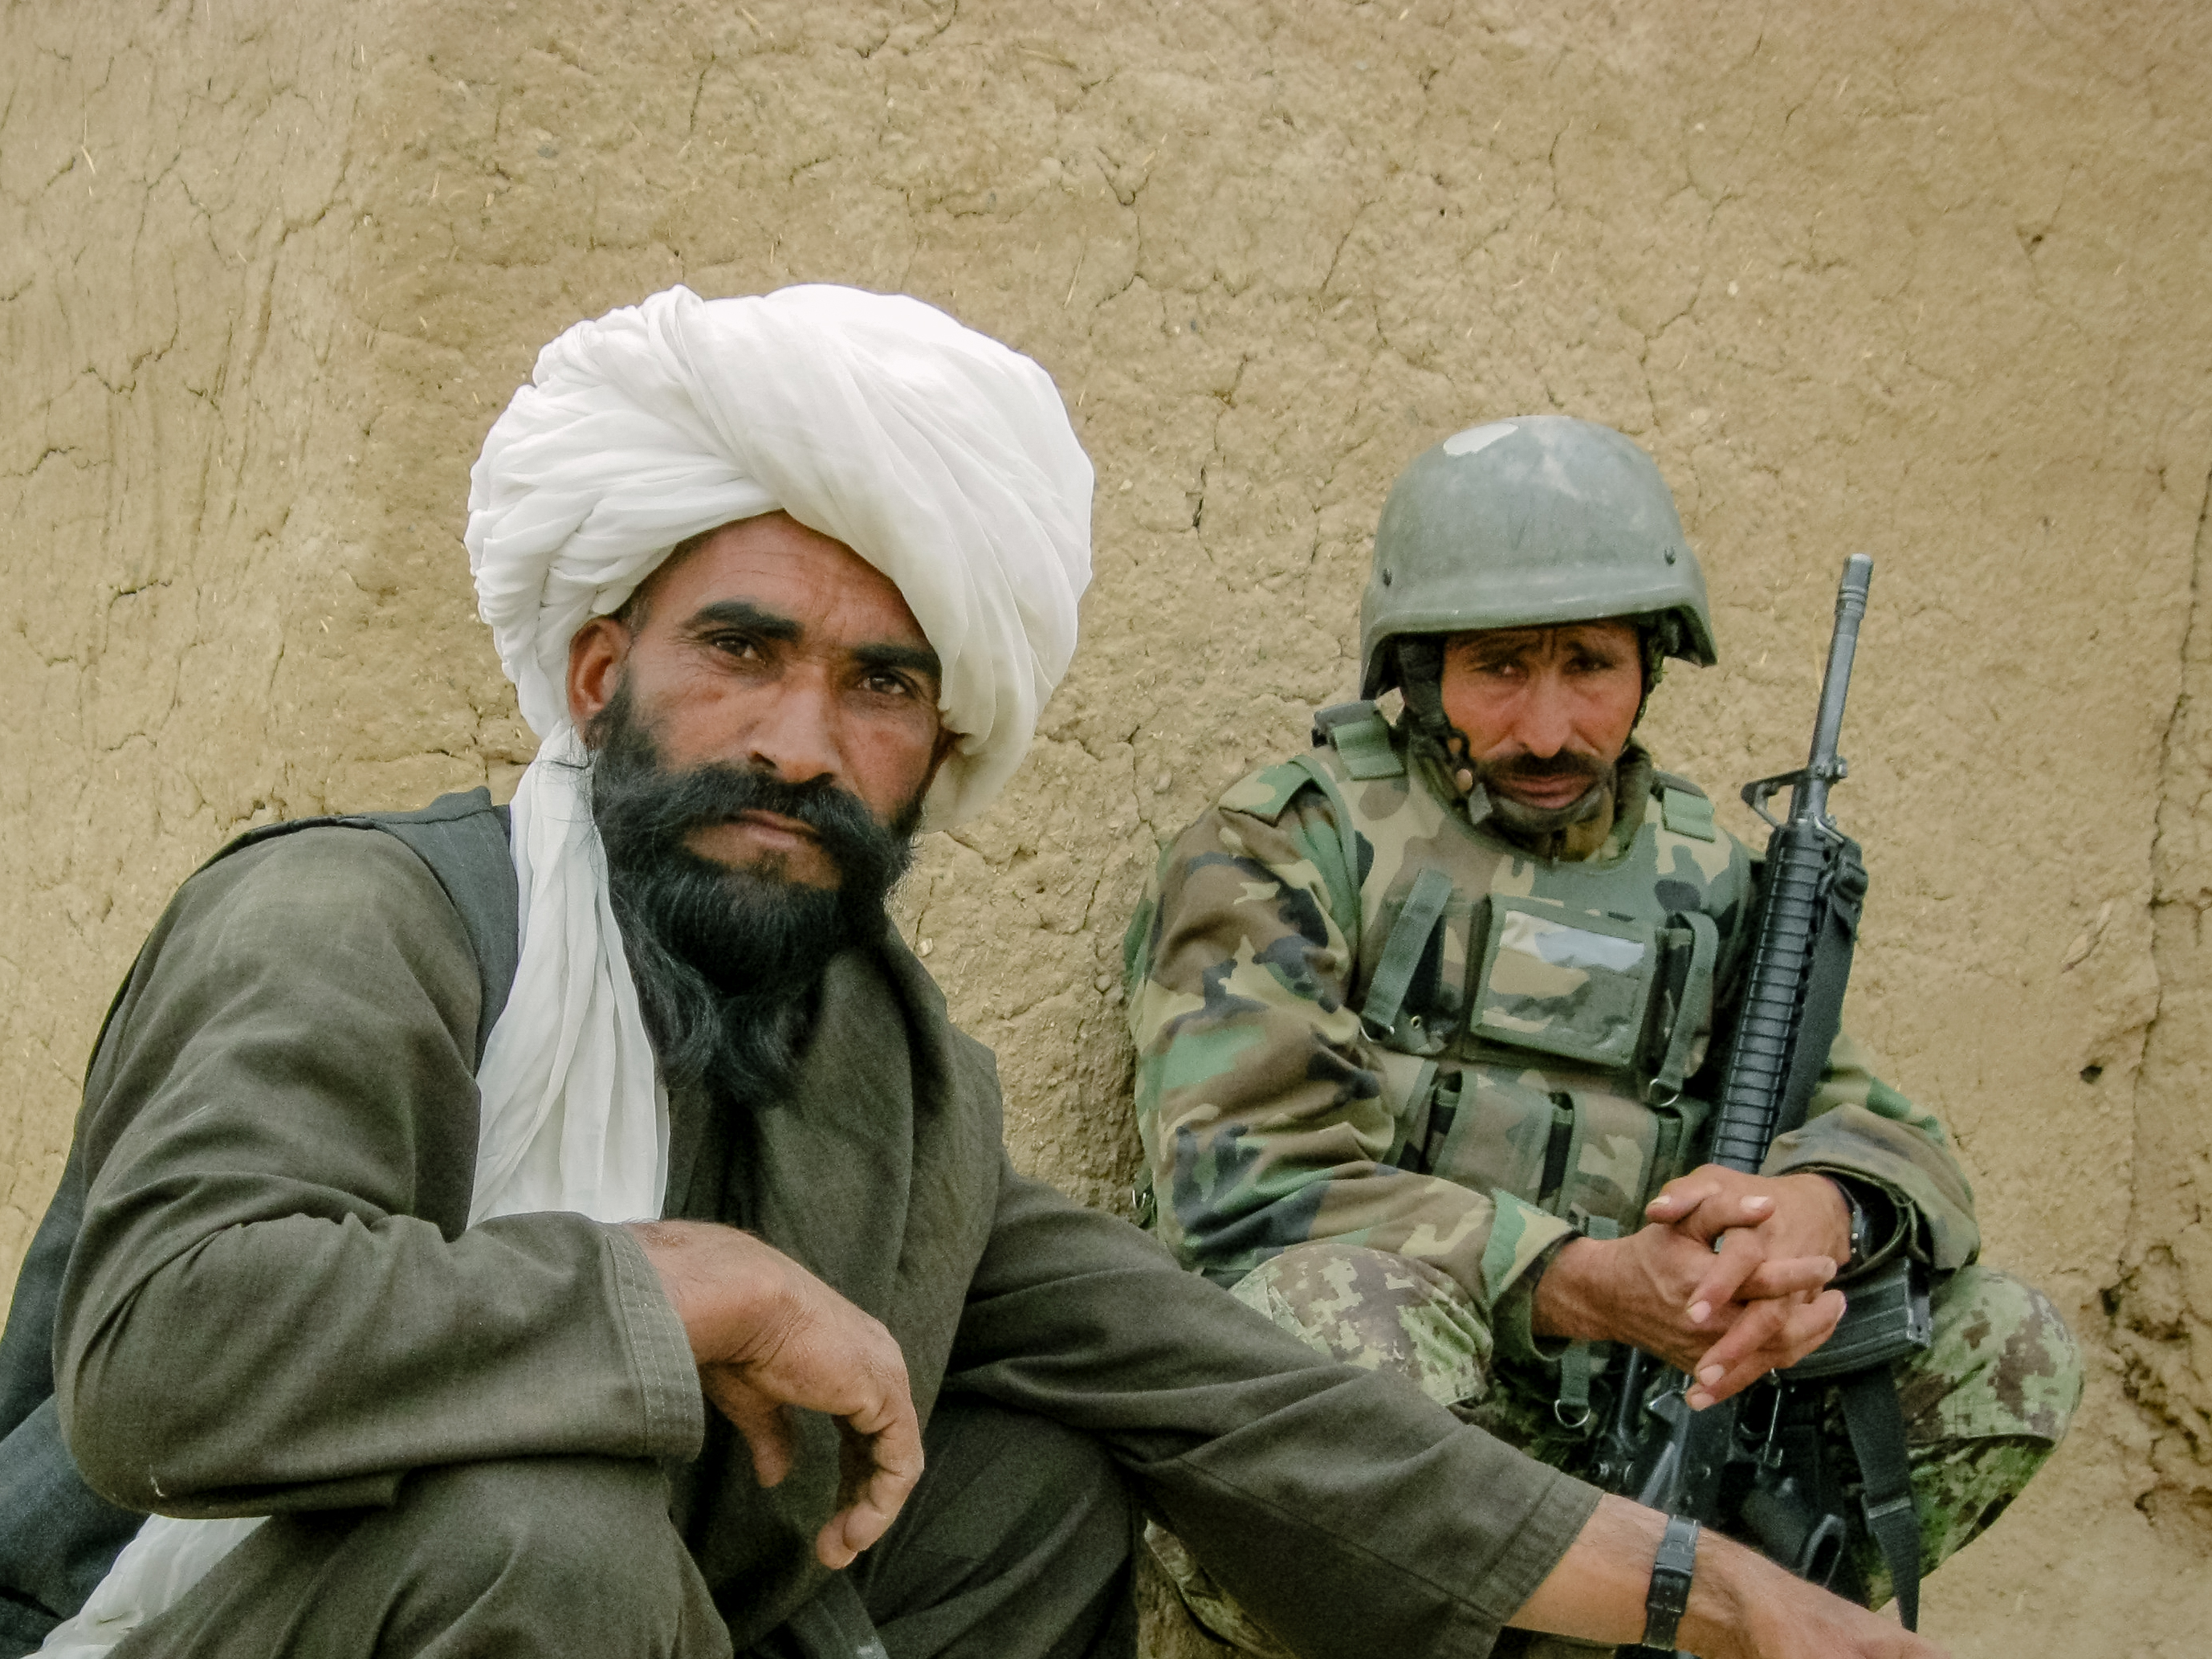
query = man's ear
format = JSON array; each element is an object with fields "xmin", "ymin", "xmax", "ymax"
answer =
[
  {"xmin": 907, "ymin": 723, "xmax": 959, "ymax": 802},
  {"xmin": 567, "ymin": 617, "xmax": 632, "ymax": 734}
]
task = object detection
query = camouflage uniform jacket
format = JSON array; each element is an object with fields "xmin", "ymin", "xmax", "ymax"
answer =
[{"xmin": 1123, "ymin": 715, "xmax": 1979, "ymax": 1367}]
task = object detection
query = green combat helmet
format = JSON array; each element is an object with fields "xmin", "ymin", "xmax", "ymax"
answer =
[{"xmin": 1359, "ymin": 415, "xmax": 1717, "ymax": 699}]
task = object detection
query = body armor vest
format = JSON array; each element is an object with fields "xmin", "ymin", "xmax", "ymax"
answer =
[{"xmin": 1285, "ymin": 706, "xmax": 1755, "ymax": 1238}]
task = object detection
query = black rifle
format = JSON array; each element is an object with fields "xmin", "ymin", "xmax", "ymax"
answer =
[{"xmin": 1593, "ymin": 555, "xmax": 1933, "ymax": 1647}]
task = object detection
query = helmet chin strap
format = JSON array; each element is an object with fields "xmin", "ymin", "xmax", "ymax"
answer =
[{"xmin": 1632, "ymin": 620, "xmax": 1670, "ymax": 729}]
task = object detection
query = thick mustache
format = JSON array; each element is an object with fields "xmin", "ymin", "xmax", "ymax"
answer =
[
  {"xmin": 628, "ymin": 764, "xmax": 883, "ymax": 860},
  {"xmin": 1489, "ymin": 752, "xmax": 1604, "ymax": 782}
]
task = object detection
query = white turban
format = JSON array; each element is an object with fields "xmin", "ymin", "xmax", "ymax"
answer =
[
  {"xmin": 454, "ymin": 283, "xmax": 1093, "ymax": 1228},
  {"xmin": 466, "ymin": 282, "xmax": 1093, "ymax": 829},
  {"xmin": 38, "ymin": 287, "xmax": 1094, "ymax": 1654}
]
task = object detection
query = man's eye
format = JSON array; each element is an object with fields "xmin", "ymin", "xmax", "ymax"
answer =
[
  {"xmin": 710, "ymin": 634, "xmax": 767, "ymax": 661},
  {"xmin": 863, "ymin": 671, "xmax": 917, "ymax": 698}
]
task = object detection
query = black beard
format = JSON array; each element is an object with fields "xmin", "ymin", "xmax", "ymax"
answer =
[{"xmin": 586, "ymin": 683, "xmax": 919, "ymax": 1101}]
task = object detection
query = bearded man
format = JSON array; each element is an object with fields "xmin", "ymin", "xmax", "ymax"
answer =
[{"xmin": 4, "ymin": 292, "xmax": 1946, "ymax": 1659}]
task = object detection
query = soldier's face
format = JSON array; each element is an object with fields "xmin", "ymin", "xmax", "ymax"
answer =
[
  {"xmin": 566, "ymin": 513, "xmax": 954, "ymax": 888},
  {"xmin": 1437, "ymin": 620, "xmax": 1644, "ymax": 811}
]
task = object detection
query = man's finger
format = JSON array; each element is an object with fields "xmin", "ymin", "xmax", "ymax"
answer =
[
  {"xmin": 815, "ymin": 1404, "xmax": 926, "ymax": 1568},
  {"xmin": 1683, "ymin": 1229, "xmax": 1767, "ymax": 1326},
  {"xmin": 1686, "ymin": 1289, "xmax": 1846, "ymax": 1408},
  {"xmin": 1644, "ymin": 1174, "xmax": 1723, "ymax": 1221},
  {"xmin": 1691, "ymin": 1251, "xmax": 1836, "ymax": 1316},
  {"xmin": 1684, "ymin": 1299, "xmax": 1786, "ymax": 1408},
  {"xmin": 708, "ymin": 1372, "xmax": 797, "ymax": 1488},
  {"xmin": 1647, "ymin": 1166, "xmax": 1774, "ymax": 1233},
  {"xmin": 1773, "ymin": 1286, "xmax": 1848, "ymax": 1367}
]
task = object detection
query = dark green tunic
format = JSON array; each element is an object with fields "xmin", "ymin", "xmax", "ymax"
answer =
[{"xmin": 53, "ymin": 828, "xmax": 1599, "ymax": 1655}]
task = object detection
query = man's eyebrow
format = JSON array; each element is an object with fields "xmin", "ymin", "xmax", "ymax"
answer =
[
  {"xmin": 684, "ymin": 599, "xmax": 801, "ymax": 640},
  {"xmin": 854, "ymin": 641, "xmax": 943, "ymax": 681},
  {"xmin": 1465, "ymin": 631, "xmax": 1542, "ymax": 657}
]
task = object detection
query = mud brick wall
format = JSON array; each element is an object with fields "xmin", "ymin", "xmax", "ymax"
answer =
[{"xmin": 4, "ymin": 3, "xmax": 2209, "ymax": 1653}]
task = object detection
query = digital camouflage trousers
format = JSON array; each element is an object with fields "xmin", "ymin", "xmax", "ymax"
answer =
[{"xmin": 1151, "ymin": 1242, "xmax": 2081, "ymax": 1657}]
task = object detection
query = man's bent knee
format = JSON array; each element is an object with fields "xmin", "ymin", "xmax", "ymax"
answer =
[
  {"xmin": 1841, "ymin": 1267, "xmax": 2084, "ymax": 1609},
  {"xmin": 1900, "ymin": 1264, "xmax": 2083, "ymax": 1448},
  {"xmin": 1230, "ymin": 1242, "xmax": 1493, "ymax": 1410},
  {"xmin": 397, "ymin": 1456, "xmax": 688, "ymax": 1604},
  {"xmin": 124, "ymin": 1456, "xmax": 721, "ymax": 1659}
]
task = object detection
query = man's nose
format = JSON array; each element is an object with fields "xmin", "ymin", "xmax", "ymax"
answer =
[
  {"xmin": 741, "ymin": 679, "xmax": 842, "ymax": 785},
  {"xmin": 1513, "ymin": 676, "xmax": 1574, "ymax": 757}
]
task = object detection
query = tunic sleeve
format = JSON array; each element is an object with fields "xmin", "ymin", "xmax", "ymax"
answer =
[
  {"xmin": 949, "ymin": 1163, "xmax": 1600, "ymax": 1659},
  {"xmin": 55, "ymin": 830, "xmax": 702, "ymax": 1517}
]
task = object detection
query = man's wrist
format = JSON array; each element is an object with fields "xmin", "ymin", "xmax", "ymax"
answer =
[
  {"xmin": 1776, "ymin": 1172, "xmax": 1855, "ymax": 1266},
  {"xmin": 1530, "ymin": 1234, "xmax": 1611, "ymax": 1343},
  {"xmin": 1823, "ymin": 1176, "xmax": 1902, "ymax": 1278},
  {"xmin": 1672, "ymin": 1523, "xmax": 1753, "ymax": 1659},
  {"xmin": 625, "ymin": 1219, "xmax": 784, "ymax": 1365},
  {"xmin": 1640, "ymin": 1515, "xmax": 1699, "ymax": 1650}
]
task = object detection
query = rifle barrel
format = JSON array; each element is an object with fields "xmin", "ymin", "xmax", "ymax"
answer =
[{"xmin": 1795, "ymin": 553, "xmax": 1873, "ymax": 825}]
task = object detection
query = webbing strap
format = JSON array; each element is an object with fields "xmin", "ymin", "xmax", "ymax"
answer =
[
  {"xmin": 1359, "ymin": 867, "xmax": 1452, "ymax": 1040},
  {"xmin": 1554, "ymin": 1214, "xmax": 1619, "ymax": 1431},
  {"xmin": 1648, "ymin": 911, "xmax": 1720, "ymax": 1102},
  {"xmin": 1285, "ymin": 754, "xmax": 1367, "ymax": 941},
  {"xmin": 1658, "ymin": 785, "xmax": 1717, "ymax": 842},
  {"xmin": 1838, "ymin": 1369, "xmax": 1921, "ymax": 1630},
  {"xmin": 1328, "ymin": 711, "xmax": 1405, "ymax": 780}
]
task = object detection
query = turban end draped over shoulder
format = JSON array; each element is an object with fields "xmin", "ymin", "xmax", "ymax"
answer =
[{"xmin": 465, "ymin": 283, "xmax": 1093, "ymax": 828}]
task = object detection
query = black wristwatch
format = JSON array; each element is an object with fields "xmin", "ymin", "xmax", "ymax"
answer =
[
  {"xmin": 1641, "ymin": 1514, "xmax": 1700, "ymax": 1652},
  {"xmin": 1836, "ymin": 1180, "xmax": 1868, "ymax": 1268},
  {"xmin": 1828, "ymin": 1176, "xmax": 1880, "ymax": 1270}
]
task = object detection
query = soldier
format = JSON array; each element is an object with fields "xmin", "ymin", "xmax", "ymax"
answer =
[{"xmin": 1125, "ymin": 415, "xmax": 2081, "ymax": 1653}]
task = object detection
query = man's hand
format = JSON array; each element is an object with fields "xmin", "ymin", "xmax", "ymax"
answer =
[
  {"xmin": 1533, "ymin": 1168, "xmax": 1853, "ymax": 1407},
  {"xmin": 1513, "ymin": 1494, "xmax": 1946, "ymax": 1659},
  {"xmin": 627, "ymin": 1220, "xmax": 923, "ymax": 1569}
]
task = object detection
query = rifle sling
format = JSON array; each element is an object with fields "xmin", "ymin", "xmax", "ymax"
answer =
[{"xmin": 1837, "ymin": 1368, "xmax": 1921, "ymax": 1631}]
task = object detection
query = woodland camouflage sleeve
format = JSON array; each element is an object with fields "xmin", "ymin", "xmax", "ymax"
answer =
[
  {"xmin": 1122, "ymin": 767, "xmax": 1574, "ymax": 1322},
  {"xmin": 1766, "ymin": 1029, "xmax": 1981, "ymax": 1274}
]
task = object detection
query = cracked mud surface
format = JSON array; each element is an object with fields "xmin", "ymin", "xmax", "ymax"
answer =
[{"xmin": 5, "ymin": 2, "xmax": 2211, "ymax": 1653}]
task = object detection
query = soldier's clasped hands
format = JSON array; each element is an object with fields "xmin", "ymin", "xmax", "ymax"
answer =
[{"xmin": 1532, "ymin": 1165, "xmax": 1856, "ymax": 1406}]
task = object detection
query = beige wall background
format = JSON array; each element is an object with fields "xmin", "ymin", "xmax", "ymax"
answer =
[{"xmin": 4, "ymin": 1, "xmax": 2209, "ymax": 1652}]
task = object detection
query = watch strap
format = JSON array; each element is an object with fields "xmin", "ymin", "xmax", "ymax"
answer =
[
  {"xmin": 1835, "ymin": 1180, "xmax": 1871, "ymax": 1269},
  {"xmin": 1641, "ymin": 1514, "xmax": 1700, "ymax": 1651}
]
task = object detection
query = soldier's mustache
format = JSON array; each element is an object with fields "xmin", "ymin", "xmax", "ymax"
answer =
[{"xmin": 1485, "ymin": 752, "xmax": 1607, "ymax": 785}]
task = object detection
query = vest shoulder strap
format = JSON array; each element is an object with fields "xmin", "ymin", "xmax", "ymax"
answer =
[
  {"xmin": 1312, "ymin": 700, "xmax": 1405, "ymax": 780},
  {"xmin": 205, "ymin": 787, "xmax": 519, "ymax": 1066},
  {"xmin": 1651, "ymin": 769, "xmax": 1717, "ymax": 842}
]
